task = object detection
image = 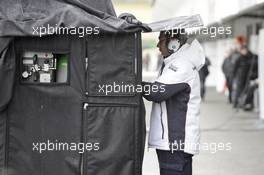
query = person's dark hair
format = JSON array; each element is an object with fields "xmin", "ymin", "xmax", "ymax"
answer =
[{"xmin": 163, "ymin": 28, "xmax": 188, "ymax": 47}]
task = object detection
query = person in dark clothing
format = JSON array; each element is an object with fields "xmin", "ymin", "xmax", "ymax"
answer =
[
  {"xmin": 239, "ymin": 54, "xmax": 258, "ymax": 110},
  {"xmin": 199, "ymin": 57, "xmax": 210, "ymax": 100},
  {"xmin": 232, "ymin": 45, "xmax": 253, "ymax": 108},
  {"xmin": 222, "ymin": 49, "xmax": 240, "ymax": 103}
]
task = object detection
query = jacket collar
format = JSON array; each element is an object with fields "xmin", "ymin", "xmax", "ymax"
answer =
[{"xmin": 163, "ymin": 43, "xmax": 189, "ymax": 65}]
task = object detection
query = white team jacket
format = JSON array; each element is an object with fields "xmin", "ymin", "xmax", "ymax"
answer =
[{"xmin": 143, "ymin": 39, "xmax": 205, "ymax": 155}]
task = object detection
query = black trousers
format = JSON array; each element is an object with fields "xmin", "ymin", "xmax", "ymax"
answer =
[
  {"xmin": 226, "ymin": 77, "xmax": 233, "ymax": 103},
  {"xmin": 232, "ymin": 78, "xmax": 246, "ymax": 108},
  {"xmin": 156, "ymin": 150, "xmax": 193, "ymax": 175}
]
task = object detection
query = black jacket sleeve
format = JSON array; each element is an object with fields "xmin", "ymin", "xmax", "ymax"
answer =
[{"xmin": 142, "ymin": 81, "xmax": 189, "ymax": 103}]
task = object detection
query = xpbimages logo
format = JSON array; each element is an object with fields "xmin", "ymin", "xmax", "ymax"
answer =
[
  {"xmin": 32, "ymin": 24, "xmax": 100, "ymax": 37},
  {"xmin": 32, "ymin": 140, "xmax": 100, "ymax": 154},
  {"xmin": 164, "ymin": 26, "xmax": 232, "ymax": 38},
  {"xmin": 98, "ymin": 82, "xmax": 166, "ymax": 95},
  {"xmin": 170, "ymin": 140, "xmax": 232, "ymax": 154}
]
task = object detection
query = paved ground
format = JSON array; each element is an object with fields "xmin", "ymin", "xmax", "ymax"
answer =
[{"xmin": 142, "ymin": 88, "xmax": 264, "ymax": 175}]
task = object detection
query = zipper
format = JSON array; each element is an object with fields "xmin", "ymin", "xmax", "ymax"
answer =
[
  {"xmin": 84, "ymin": 37, "xmax": 89, "ymax": 97},
  {"xmin": 81, "ymin": 37, "xmax": 89, "ymax": 175},
  {"xmin": 83, "ymin": 102, "xmax": 138, "ymax": 109},
  {"xmin": 134, "ymin": 33, "xmax": 138, "ymax": 75},
  {"xmin": 159, "ymin": 61, "xmax": 165, "ymax": 140},
  {"xmin": 159, "ymin": 103, "xmax": 165, "ymax": 139},
  {"xmin": 85, "ymin": 57, "xmax": 89, "ymax": 71},
  {"xmin": 80, "ymin": 156, "xmax": 83, "ymax": 175},
  {"xmin": 81, "ymin": 103, "xmax": 88, "ymax": 175},
  {"xmin": 84, "ymin": 57, "xmax": 89, "ymax": 97},
  {"xmin": 80, "ymin": 112, "xmax": 84, "ymax": 175}
]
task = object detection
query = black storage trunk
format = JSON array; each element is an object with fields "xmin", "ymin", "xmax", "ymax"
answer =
[{"xmin": 0, "ymin": 32, "xmax": 146, "ymax": 175}]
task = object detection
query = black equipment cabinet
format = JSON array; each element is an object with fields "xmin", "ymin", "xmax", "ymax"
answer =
[{"xmin": 0, "ymin": 33, "xmax": 146, "ymax": 175}]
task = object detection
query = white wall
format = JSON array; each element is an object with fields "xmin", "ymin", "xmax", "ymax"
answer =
[
  {"xmin": 202, "ymin": 39, "xmax": 234, "ymax": 91},
  {"xmin": 258, "ymin": 29, "xmax": 264, "ymax": 120},
  {"xmin": 202, "ymin": 41, "xmax": 218, "ymax": 87},
  {"xmin": 249, "ymin": 35, "xmax": 259, "ymax": 54}
]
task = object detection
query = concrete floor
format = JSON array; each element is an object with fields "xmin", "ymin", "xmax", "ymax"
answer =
[{"xmin": 142, "ymin": 88, "xmax": 264, "ymax": 175}]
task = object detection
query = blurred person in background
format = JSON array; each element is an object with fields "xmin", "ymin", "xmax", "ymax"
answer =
[
  {"xmin": 199, "ymin": 56, "xmax": 211, "ymax": 101},
  {"xmin": 232, "ymin": 45, "xmax": 254, "ymax": 109},
  {"xmin": 222, "ymin": 48, "xmax": 240, "ymax": 103},
  {"xmin": 143, "ymin": 53, "xmax": 151, "ymax": 71},
  {"xmin": 237, "ymin": 51, "xmax": 258, "ymax": 111},
  {"xmin": 142, "ymin": 29, "xmax": 205, "ymax": 175}
]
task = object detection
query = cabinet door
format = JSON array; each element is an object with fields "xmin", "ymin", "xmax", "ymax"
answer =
[
  {"xmin": 83, "ymin": 104, "xmax": 136, "ymax": 175},
  {"xmin": 86, "ymin": 33, "xmax": 139, "ymax": 97}
]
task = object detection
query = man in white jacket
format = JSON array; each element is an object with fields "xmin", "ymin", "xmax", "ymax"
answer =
[{"xmin": 142, "ymin": 29, "xmax": 205, "ymax": 175}]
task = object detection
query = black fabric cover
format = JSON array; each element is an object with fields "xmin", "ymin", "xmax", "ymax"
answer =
[
  {"xmin": 0, "ymin": 1, "xmax": 147, "ymax": 174},
  {"xmin": 0, "ymin": 0, "xmax": 150, "ymax": 37},
  {"xmin": 0, "ymin": 33, "xmax": 146, "ymax": 175}
]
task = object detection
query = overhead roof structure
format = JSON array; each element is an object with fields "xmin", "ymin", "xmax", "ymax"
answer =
[
  {"xmin": 197, "ymin": 2, "xmax": 264, "ymax": 42},
  {"xmin": 221, "ymin": 2, "xmax": 264, "ymax": 23}
]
